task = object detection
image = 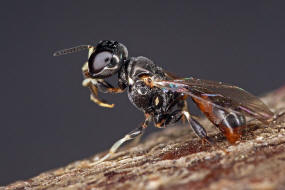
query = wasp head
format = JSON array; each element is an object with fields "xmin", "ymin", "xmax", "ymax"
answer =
[
  {"xmin": 87, "ymin": 40, "xmax": 128, "ymax": 78},
  {"xmin": 53, "ymin": 40, "xmax": 128, "ymax": 79}
]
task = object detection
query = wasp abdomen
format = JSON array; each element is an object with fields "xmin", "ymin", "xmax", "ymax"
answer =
[
  {"xmin": 216, "ymin": 110, "xmax": 246, "ymax": 144},
  {"xmin": 192, "ymin": 96, "xmax": 246, "ymax": 144}
]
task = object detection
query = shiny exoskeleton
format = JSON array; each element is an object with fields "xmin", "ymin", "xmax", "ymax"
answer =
[
  {"xmin": 121, "ymin": 56, "xmax": 186, "ymax": 127},
  {"xmin": 54, "ymin": 40, "xmax": 274, "ymax": 162}
]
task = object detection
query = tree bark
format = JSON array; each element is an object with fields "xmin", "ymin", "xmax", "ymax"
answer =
[{"xmin": 4, "ymin": 86, "xmax": 285, "ymax": 190}]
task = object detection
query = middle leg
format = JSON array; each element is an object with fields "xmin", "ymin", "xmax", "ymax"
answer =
[
  {"xmin": 182, "ymin": 111, "xmax": 213, "ymax": 144},
  {"xmin": 96, "ymin": 114, "xmax": 152, "ymax": 163},
  {"xmin": 154, "ymin": 110, "xmax": 213, "ymax": 144}
]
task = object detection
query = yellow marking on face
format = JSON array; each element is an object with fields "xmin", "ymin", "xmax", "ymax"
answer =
[
  {"xmin": 88, "ymin": 46, "xmax": 95, "ymax": 58},
  {"xmin": 82, "ymin": 62, "xmax": 91, "ymax": 78},
  {"xmin": 82, "ymin": 62, "xmax": 88, "ymax": 72}
]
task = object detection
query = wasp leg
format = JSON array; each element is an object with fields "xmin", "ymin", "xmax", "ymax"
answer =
[
  {"xmin": 154, "ymin": 96, "xmax": 188, "ymax": 128},
  {"xmin": 127, "ymin": 129, "xmax": 145, "ymax": 148},
  {"xmin": 82, "ymin": 61, "xmax": 90, "ymax": 77},
  {"xmin": 183, "ymin": 111, "xmax": 228, "ymax": 153},
  {"xmin": 82, "ymin": 62, "xmax": 114, "ymax": 108},
  {"xmin": 95, "ymin": 79, "xmax": 125, "ymax": 94},
  {"xmin": 182, "ymin": 111, "xmax": 213, "ymax": 144},
  {"xmin": 81, "ymin": 62, "xmax": 125, "ymax": 108},
  {"xmin": 82, "ymin": 61, "xmax": 125, "ymax": 94},
  {"xmin": 96, "ymin": 115, "xmax": 151, "ymax": 163},
  {"xmin": 83, "ymin": 78, "xmax": 125, "ymax": 108},
  {"xmin": 167, "ymin": 95, "xmax": 188, "ymax": 125},
  {"xmin": 154, "ymin": 110, "xmax": 183, "ymax": 128},
  {"xmin": 82, "ymin": 78, "xmax": 115, "ymax": 108},
  {"xmin": 181, "ymin": 100, "xmax": 189, "ymax": 124}
]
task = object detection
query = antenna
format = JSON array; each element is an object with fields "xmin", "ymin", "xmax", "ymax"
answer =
[{"xmin": 53, "ymin": 45, "xmax": 92, "ymax": 56}]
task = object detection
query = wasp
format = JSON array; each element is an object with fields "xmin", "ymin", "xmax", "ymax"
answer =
[{"xmin": 54, "ymin": 40, "xmax": 275, "ymax": 162}]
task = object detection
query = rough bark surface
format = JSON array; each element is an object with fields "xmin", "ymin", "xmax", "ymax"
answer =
[{"xmin": 3, "ymin": 86, "xmax": 285, "ymax": 190}]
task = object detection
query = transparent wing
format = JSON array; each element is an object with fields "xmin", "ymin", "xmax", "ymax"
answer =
[{"xmin": 153, "ymin": 77, "xmax": 274, "ymax": 123}]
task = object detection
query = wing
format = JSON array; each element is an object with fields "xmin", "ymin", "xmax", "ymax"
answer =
[{"xmin": 153, "ymin": 77, "xmax": 274, "ymax": 123}]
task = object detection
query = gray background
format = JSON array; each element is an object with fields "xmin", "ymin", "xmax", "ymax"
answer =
[{"xmin": 1, "ymin": 0, "xmax": 285, "ymax": 185}]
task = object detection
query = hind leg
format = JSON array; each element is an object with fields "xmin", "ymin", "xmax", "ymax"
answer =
[
  {"xmin": 154, "ymin": 110, "xmax": 213, "ymax": 144},
  {"xmin": 182, "ymin": 111, "xmax": 214, "ymax": 145},
  {"xmin": 180, "ymin": 100, "xmax": 189, "ymax": 124}
]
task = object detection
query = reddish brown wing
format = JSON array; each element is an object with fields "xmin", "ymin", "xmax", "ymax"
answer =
[{"xmin": 153, "ymin": 77, "xmax": 274, "ymax": 123}]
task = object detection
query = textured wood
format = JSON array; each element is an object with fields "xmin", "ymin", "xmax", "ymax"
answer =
[{"xmin": 4, "ymin": 86, "xmax": 285, "ymax": 190}]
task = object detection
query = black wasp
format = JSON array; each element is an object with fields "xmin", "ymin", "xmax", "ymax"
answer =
[{"xmin": 54, "ymin": 40, "xmax": 274, "ymax": 162}]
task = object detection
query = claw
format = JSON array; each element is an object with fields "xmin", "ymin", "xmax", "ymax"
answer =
[{"xmin": 91, "ymin": 153, "xmax": 112, "ymax": 165}]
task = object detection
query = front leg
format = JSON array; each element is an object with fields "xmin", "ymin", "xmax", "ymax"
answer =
[
  {"xmin": 95, "ymin": 79, "xmax": 125, "ymax": 94},
  {"xmin": 82, "ymin": 62, "xmax": 125, "ymax": 108},
  {"xmin": 82, "ymin": 78, "xmax": 115, "ymax": 108}
]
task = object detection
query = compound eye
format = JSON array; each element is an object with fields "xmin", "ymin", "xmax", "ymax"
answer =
[{"xmin": 92, "ymin": 51, "xmax": 113, "ymax": 73}]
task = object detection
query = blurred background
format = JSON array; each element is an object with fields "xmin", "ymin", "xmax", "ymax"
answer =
[{"xmin": 1, "ymin": 0, "xmax": 285, "ymax": 185}]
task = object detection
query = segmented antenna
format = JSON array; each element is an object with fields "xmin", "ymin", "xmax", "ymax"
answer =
[{"xmin": 53, "ymin": 45, "xmax": 91, "ymax": 56}]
